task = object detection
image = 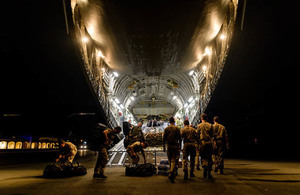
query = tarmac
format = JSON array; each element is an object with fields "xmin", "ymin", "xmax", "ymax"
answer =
[{"xmin": 1, "ymin": 150, "xmax": 300, "ymax": 195}]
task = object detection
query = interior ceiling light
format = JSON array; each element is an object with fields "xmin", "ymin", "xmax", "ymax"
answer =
[
  {"xmin": 220, "ymin": 34, "xmax": 226, "ymax": 40},
  {"xmin": 188, "ymin": 97, "xmax": 194, "ymax": 103},
  {"xmin": 82, "ymin": 37, "xmax": 89, "ymax": 43},
  {"xmin": 203, "ymin": 47, "xmax": 211, "ymax": 56},
  {"xmin": 97, "ymin": 51, "xmax": 104, "ymax": 58},
  {"xmin": 113, "ymin": 72, "xmax": 119, "ymax": 77},
  {"xmin": 115, "ymin": 98, "xmax": 120, "ymax": 104},
  {"xmin": 189, "ymin": 70, "xmax": 194, "ymax": 76}
]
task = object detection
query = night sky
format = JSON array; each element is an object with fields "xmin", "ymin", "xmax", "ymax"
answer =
[
  {"xmin": 206, "ymin": 0, "xmax": 299, "ymax": 158},
  {"xmin": 0, "ymin": 1, "xmax": 298, "ymax": 158}
]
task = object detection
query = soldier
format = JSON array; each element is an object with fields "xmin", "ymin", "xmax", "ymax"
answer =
[
  {"xmin": 181, "ymin": 119, "xmax": 198, "ymax": 179},
  {"xmin": 130, "ymin": 122, "xmax": 144, "ymax": 142},
  {"xmin": 127, "ymin": 141, "xmax": 148, "ymax": 165},
  {"xmin": 197, "ymin": 113, "xmax": 213, "ymax": 179},
  {"xmin": 163, "ymin": 117, "xmax": 181, "ymax": 183},
  {"xmin": 93, "ymin": 126, "xmax": 121, "ymax": 178},
  {"xmin": 212, "ymin": 116, "xmax": 229, "ymax": 174},
  {"xmin": 56, "ymin": 139, "xmax": 77, "ymax": 163}
]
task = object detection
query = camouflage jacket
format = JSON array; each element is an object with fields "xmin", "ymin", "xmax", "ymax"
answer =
[
  {"xmin": 181, "ymin": 126, "xmax": 198, "ymax": 144},
  {"xmin": 197, "ymin": 122, "xmax": 213, "ymax": 142},
  {"xmin": 163, "ymin": 125, "xmax": 181, "ymax": 146},
  {"xmin": 213, "ymin": 123, "xmax": 228, "ymax": 141}
]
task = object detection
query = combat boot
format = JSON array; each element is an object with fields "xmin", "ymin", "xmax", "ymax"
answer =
[
  {"xmin": 190, "ymin": 170, "xmax": 195, "ymax": 177},
  {"xmin": 98, "ymin": 173, "xmax": 108, "ymax": 178},
  {"xmin": 168, "ymin": 172, "xmax": 175, "ymax": 183},
  {"xmin": 184, "ymin": 170, "xmax": 188, "ymax": 180}
]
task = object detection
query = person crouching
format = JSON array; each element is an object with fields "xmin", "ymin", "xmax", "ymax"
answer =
[
  {"xmin": 56, "ymin": 139, "xmax": 77, "ymax": 163},
  {"xmin": 127, "ymin": 141, "xmax": 148, "ymax": 165}
]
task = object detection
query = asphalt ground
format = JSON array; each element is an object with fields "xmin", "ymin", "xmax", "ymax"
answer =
[{"xmin": 0, "ymin": 150, "xmax": 300, "ymax": 195}]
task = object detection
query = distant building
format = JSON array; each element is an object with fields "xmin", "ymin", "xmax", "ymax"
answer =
[{"xmin": 0, "ymin": 137, "xmax": 59, "ymax": 150}]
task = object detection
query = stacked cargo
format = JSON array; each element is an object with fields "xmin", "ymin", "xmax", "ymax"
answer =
[{"xmin": 144, "ymin": 132, "xmax": 163, "ymax": 147}]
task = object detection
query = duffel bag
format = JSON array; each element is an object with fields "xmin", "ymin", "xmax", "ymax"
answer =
[
  {"xmin": 43, "ymin": 163, "xmax": 64, "ymax": 178},
  {"xmin": 43, "ymin": 161, "xmax": 87, "ymax": 178},
  {"xmin": 69, "ymin": 161, "xmax": 87, "ymax": 176},
  {"xmin": 125, "ymin": 163, "xmax": 157, "ymax": 177}
]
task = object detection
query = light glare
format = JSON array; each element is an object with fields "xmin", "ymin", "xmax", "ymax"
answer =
[
  {"xmin": 113, "ymin": 72, "xmax": 119, "ymax": 77},
  {"xmin": 97, "ymin": 51, "xmax": 104, "ymax": 58},
  {"xmin": 82, "ymin": 37, "xmax": 89, "ymax": 43}
]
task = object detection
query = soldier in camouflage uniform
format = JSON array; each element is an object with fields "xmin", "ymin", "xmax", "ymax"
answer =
[
  {"xmin": 93, "ymin": 126, "xmax": 121, "ymax": 178},
  {"xmin": 56, "ymin": 140, "xmax": 77, "ymax": 163},
  {"xmin": 163, "ymin": 117, "xmax": 181, "ymax": 183},
  {"xmin": 197, "ymin": 113, "xmax": 213, "ymax": 179},
  {"xmin": 126, "ymin": 141, "xmax": 148, "ymax": 165},
  {"xmin": 212, "ymin": 116, "xmax": 229, "ymax": 174},
  {"xmin": 129, "ymin": 122, "xmax": 144, "ymax": 142},
  {"xmin": 181, "ymin": 119, "xmax": 198, "ymax": 179}
]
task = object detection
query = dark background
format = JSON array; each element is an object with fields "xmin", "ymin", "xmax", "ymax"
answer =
[
  {"xmin": 0, "ymin": 1, "xmax": 298, "ymax": 159},
  {"xmin": 0, "ymin": 1, "xmax": 101, "ymax": 139},
  {"xmin": 206, "ymin": 0, "xmax": 299, "ymax": 159}
]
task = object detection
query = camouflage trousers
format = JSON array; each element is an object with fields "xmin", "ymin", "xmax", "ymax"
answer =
[
  {"xmin": 200, "ymin": 140, "xmax": 213, "ymax": 171},
  {"xmin": 94, "ymin": 147, "xmax": 108, "ymax": 174},
  {"xmin": 183, "ymin": 143, "xmax": 197, "ymax": 172},
  {"xmin": 167, "ymin": 145, "xmax": 180, "ymax": 174},
  {"xmin": 212, "ymin": 140, "xmax": 226, "ymax": 169},
  {"xmin": 195, "ymin": 146, "xmax": 200, "ymax": 168},
  {"xmin": 127, "ymin": 146, "xmax": 140, "ymax": 164}
]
